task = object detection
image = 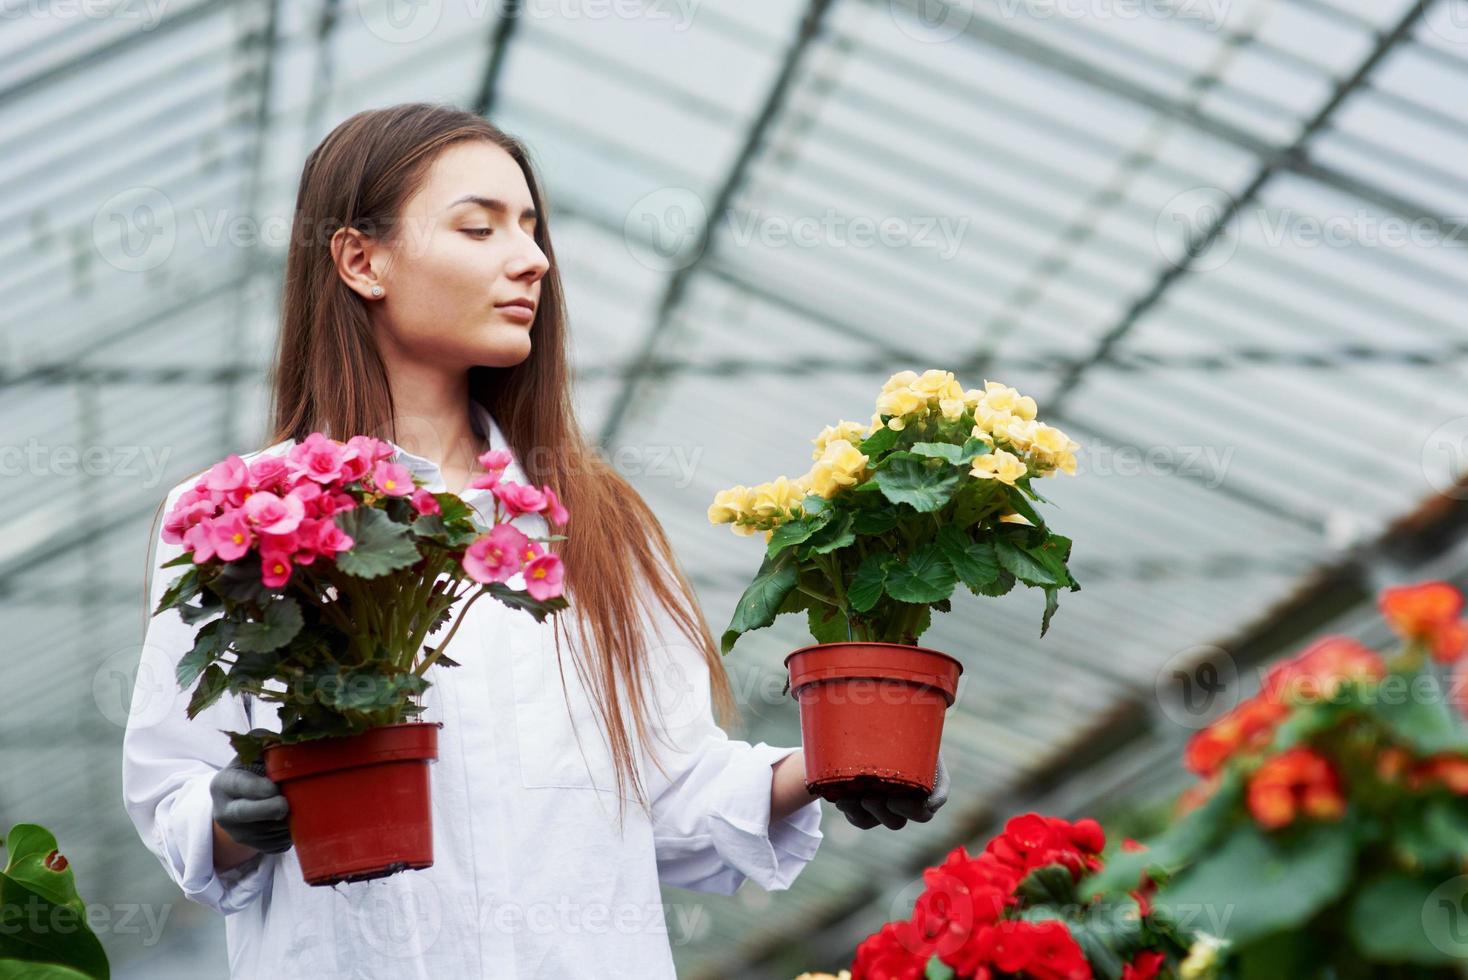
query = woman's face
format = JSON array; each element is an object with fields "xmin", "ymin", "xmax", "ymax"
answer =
[{"xmin": 368, "ymin": 140, "xmax": 550, "ymax": 370}]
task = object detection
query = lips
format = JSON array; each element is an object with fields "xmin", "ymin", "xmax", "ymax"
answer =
[{"xmin": 496, "ymin": 299, "xmax": 536, "ymax": 312}]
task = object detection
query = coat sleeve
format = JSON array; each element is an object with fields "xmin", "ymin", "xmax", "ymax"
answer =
[
  {"xmin": 120, "ymin": 478, "xmax": 277, "ymax": 916},
  {"xmin": 637, "ymin": 563, "xmax": 824, "ymax": 896}
]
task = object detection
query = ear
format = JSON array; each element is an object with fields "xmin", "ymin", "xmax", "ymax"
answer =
[{"xmin": 331, "ymin": 225, "xmax": 386, "ymax": 300}]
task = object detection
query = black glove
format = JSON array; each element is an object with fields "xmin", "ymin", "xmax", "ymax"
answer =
[
  {"xmin": 834, "ymin": 754, "xmax": 950, "ymax": 830},
  {"xmin": 210, "ymin": 753, "xmax": 293, "ymax": 854}
]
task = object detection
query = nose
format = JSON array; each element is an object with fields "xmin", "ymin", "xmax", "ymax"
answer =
[{"xmin": 508, "ymin": 232, "xmax": 549, "ymax": 283}]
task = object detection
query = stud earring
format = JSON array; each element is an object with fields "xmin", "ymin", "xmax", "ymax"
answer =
[{"xmin": 370, "ymin": 284, "xmax": 384, "ymax": 298}]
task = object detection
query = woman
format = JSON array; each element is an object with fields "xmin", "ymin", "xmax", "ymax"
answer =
[{"xmin": 123, "ymin": 103, "xmax": 947, "ymax": 978}]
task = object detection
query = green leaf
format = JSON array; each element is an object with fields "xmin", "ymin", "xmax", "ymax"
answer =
[
  {"xmin": 483, "ymin": 582, "xmax": 569, "ymax": 623},
  {"xmin": 1367, "ymin": 666, "xmax": 1468, "ymax": 756},
  {"xmin": 411, "ymin": 514, "xmax": 479, "ymax": 548},
  {"xmin": 1155, "ymin": 820, "xmax": 1355, "ymax": 945},
  {"xmin": 0, "ymin": 827, "xmax": 108, "ymax": 980},
  {"xmin": 908, "ymin": 442, "xmax": 963, "ymax": 464},
  {"xmin": 859, "ymin": 425, "xmax": 900, "ymax": 456},
  {"xmin": 934, "ymin": 526, "xmax": 1000, "ymax": 592},
  {"xmin": 0, "ymin": 962, "xmax": 98, "ymax": 980},
  {"xmin": 951, "ymin": 479, "xmax": 1000, "ymax": 527},
  {"xmin": 2, "ymin": 827, "xmax": 80, "ymax": 912},
  {"xmin": 175, "ymin": 619, "xmax": 228, "ymax": 688},
  {"xmin": 1002, "ymin": 485, "xmax": 1045, "ymax": 527},
  {"xmin": 873, "ymin": 453, "xmax": 963, "ymax": 513},
  {"xmin": 1347, "ymin": 871, "xmax": 1461, "ymax": 964},
  {"xmin": 185, "ymin": 664, "xmax": 229, "ymax": 719},
  {"xmin": 1041, "ymin": 586, "xmax": 1060, "ymax": 637},
  {"xmin": 848, "ymin": 553, "xmax": 889, "ymax": 614},
  {"xmin": 1015, "ymin": 864, "xmax": 1079, "ymax": 907},
  {"xmin": 995, "ymin": 539, "xmax": 1061, "ymax": 587},
  {"xmin": 884, "ymin": 545, "xmax": 957, "ymax": 604},
  {"xmin": 154, "ymin": 566, "xmax": 201, "ymax": 616},
  {"xmin": 233, "ymin": 598, "xmax": 304, "ymax": 654},
  {"xmin": 720, "ymin": 550, "xmax": 800, "ymax": 655},
  {"xmin": 434, "ymin": 493, "xmax": 473, "ymax": 524},
  {"xmin": 1393, "ymin": 796, "xmax": 1468, "ymax": 871},
  {"xmin": 923, "ymin": 956, "xmax": 955, "ymax": 980},
  {"xmin": 803, "ymin": 512, "xmax": 855, "ymax": 556},
  {"xmin": 209, "ymin": 560, "xmax": 277, "ymax": 604},
  {"xmin": 764, "ymin": 511, "xmax": 831, "ymax": 559},
  {"xmin": 851, "ymin": 509, "xmax": 898, "ymax": 535},
  {"xmin": 333, "ymin": 507, "xmax": 422, "ymax": 579},
  {"xmin": 808, "ymin": 604, "xmax": 850, "ymax": 644}
]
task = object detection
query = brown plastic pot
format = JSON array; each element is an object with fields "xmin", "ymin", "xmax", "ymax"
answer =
[
  {"xmin": 784, "ymin": 642, "xmax": 962, "ymax": 803},
  {"xmin": 263, "ymin": 722, "xmax": 441, "ymax": 886}
]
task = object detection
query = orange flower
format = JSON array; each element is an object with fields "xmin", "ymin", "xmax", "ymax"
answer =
[
  {"xmin": 1415, "ymin": 755, "xmax": 1468, "ymax": 794},
  {"xmin": 1184, "ymin": 697, "xmax": 1289, "ymax": 777},
  {"xmin": 1380, "ymin": 581, "xmax": 1468, "ymax": 663},
  {"xmin": 1261, "ymin": 636, "xmax": 1385, "ymax": 705},
  {"xmin": 1376, "ymin": 747, "xmax": 1411, "ymax": 785},
  {"xmin": 1246, "ymin": 748, "xmax": 1346, "ymax": 830}
]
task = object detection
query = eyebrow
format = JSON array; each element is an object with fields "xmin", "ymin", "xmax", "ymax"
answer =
[{"xmin": 449, "ymin": 195, "xmax": 538, "ymax": 223}]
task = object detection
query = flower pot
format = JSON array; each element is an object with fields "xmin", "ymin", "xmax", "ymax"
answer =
[
  {"xmin": 263, "ymin": 721, "xmax": 441, "ymax": 886},
  {"xmin": 784, "ymin": 642, "xmax": 962, "ymax": 803}
]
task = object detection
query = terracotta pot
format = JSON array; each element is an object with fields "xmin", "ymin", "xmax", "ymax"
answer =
[
  {"xmin": 784, "ymin": 642, "xmax": 962, "ymax": 803},
  {"xmin": 263, "ymin": 722, "xmax": 440, "ymax": 886}
]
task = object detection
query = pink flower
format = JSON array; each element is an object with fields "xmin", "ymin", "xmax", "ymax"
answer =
[
  {"xmin": 184, "ymin": 518, "xmax": 218, "ymax": 563},
  {"xmin": 314, "ymin": 518, "xmax": 354, "ymax": 556},
  {"xmin": 248, "ymin": 456, "xmax": 289, "ymax": 493},
  {"xmin": 261, "ymin": 550, "xmax": 293, "ymax": 588},
  {"xmin": 523, "ymin": 553, "xmax": 564, "ymax": 601},
  {"xmin": 469, "ymin": 471, "xmax": 502, "ymax": 491},
  {"xmin": 204, "ymin": 455, "xmax": 249, "ymax": 494},
  {"xmin": 315, "ymin": 491, "xmax": 356, "ymax": 517},
  {"xmin": 492, "ymin": 481, "xmax": 546, "ymax": 517},
  {"xmin": 372, "ymin": 460, "xmax": 414, "ymax": 497},
  {"xmin": 478, "ymin": 448, "xmax": 513, "ymax": 472},
  {"xmin": 411, "ymin": 488, "xmax": 441, "ymax": 515},
  {"xmin": 243, "ymin": 491, "xmax": 306, "ymax": 535},
  {"xmin": 210, "ymin": 510, "xmax": 253, "ymax": 561},
  {"xmin": 290, "ymin": 432, "xmax": 349, "ymax": 485},
  {"xmin": 162, "ymin": 490, "xmax": 215, "ymax": 545},
  {"xmin": 289, "ymin": 482, "xmax": 323, "ymax": 507},
  {"xmin": 541, "ymin": 487, "xmax": 569, "ymax": 526},
  {"xmin": 518, "ymin": 539, "xmax": 544, "ymax": 566},
  {"xmin": 462, "ymin": 524, "xmax": 529, "ymax": 584}
]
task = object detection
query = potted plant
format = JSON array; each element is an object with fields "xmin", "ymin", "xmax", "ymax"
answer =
[
  {"xmin": 155, "ymin": 433, "xmax": 570, "ymax": 885},
  {"xmin": 0, "ymin": 823, "xmax": 109, "ymax": 979},
  {"xmin": 709, "ymin": 370, "xmax": 1081, "ymax": 803},
  {"xmin": 1086, "ymin": 580, "xmax": 1468, "ymax": 977},
  {"xmin": 841, "ymin": 811, "xmax": 1227, "ymax": 979}
]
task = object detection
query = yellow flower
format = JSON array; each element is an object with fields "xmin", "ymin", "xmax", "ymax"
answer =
[
  {"xmin": 881, "ymin": 370, "xmax": 919, "ymax": 393},
  {"xmin": 911, "ymin": 369, "xmax": 957, "ymax": 398},
  {"xmin": 998, "ymin": 510, "xmax": 1033, "ymax": 526},
  {"xmin": 981, "ymin": 380, "xmax": 1037, "ymax": 421},
  {"xmin": 875, "ymin": 387, "xmax": 925, "ymax": 419},
  {"xmin": 939, "ymin": 396, "xmax": 967, "ymax": 421},
  {"xmin": 1180, "ymin": 934, "xmax": 1227, "ymax": 980},
  {"xmin": 973, "ymin": 404, "xmax": 1026, "ymax": 445},
  {"xmin": 731, "ymin": 522, "xmax": 756, "ymax": 536},
  {"xmin": 750, "ymin": 476, "xmax": 804, "ymax": 519},
  {"xmin": 970, "ymin": 448, "xmax": 1027, "ymax": 485},
  {"xmin": 802, "ymin": 439, "xmax": 869, "ymax": 498},
  {"xmin": 812, "ymin": 420, "xmax": 869, "ymax": 460},
  {"xmin": 707, "ymin": 485, "xmax": 749, "ymax": 525},
  {"xmin": 1026, "ymin": 423, "xmax": 1080, "ymax": 476}
]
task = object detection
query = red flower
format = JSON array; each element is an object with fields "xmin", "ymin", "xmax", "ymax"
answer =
[
  {"xmin": 1121, "ymin": 950, "xmax": 1165, "ymax": 980},
  {"xmin": 913, "ymin": 846, "xmax": 1021, "ymax": 958},
  {"xmin": 1246, "ymin": 748, "xmax": 1346, "ymax": 829},
  {"xmin": 1415, "ymin": 755, "xmax": 1468, "ymax": 794},
  {"xmin": 983, "ymin": 814, "xmax": 1106, "ymax": 882},
  {"xmin": 1380, "ymin": 581, "xmax": 1468, "ymax": 663},
  {"xmin": 983, "ymin": 919, "xmax": 1091, "ymax": 980},
  {"xmin": 852, "ymin": 918, "xmax": 937, "ymax": 980},
  {"xmin": 1184, "ymin": 697, "xmax": 1289, "ymax": 777},
  {"xmin": 1261, "ymin": 636, "xmax": 1386, "ymax": 705}
]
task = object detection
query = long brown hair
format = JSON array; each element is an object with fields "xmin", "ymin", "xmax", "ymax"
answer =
[
  {"xmin": 152, "ymin": 103, "xmax": 740, "ymax": 827},
  {"xmin": 149, "ymin": 103, "xmax": 739, "ymax": 827}
]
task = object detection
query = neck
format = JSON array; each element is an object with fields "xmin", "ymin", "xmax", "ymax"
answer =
[{"xmin": 381, "ymin": 358, "xmax": 485, "ymax": 471}]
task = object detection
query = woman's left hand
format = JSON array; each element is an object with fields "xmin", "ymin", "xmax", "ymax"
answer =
[{"xmin": 833, "ymin": 754, "xmax": 950, "ymax": 830}]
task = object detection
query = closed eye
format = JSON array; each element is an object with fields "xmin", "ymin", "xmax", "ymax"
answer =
[{"xmin": 462, "ymin": 228, "xmax": 493, "ymax": 238}]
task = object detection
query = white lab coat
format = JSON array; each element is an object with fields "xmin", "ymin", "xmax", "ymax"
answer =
[{"xmin": 121, "ymin": 401, "xmax": 824, "ymax": 978}]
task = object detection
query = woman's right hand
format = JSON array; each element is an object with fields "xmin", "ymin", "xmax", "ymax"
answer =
[{"xmin": 210, "ymin": 754, "xmax": 293, "ymax": 856}]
